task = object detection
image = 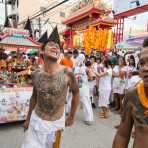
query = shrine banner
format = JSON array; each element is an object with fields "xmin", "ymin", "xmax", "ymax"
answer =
[
  {"xmin": 83, "ymin": 27, "xmax": 113, "ymax": 54},
  {"xmin": 0, "ymin": 87, "xmax": 32, "ymax": 124}
]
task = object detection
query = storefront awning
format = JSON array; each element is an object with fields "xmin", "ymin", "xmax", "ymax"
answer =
[
  {"xmin": 0, "ymin": 34, "xmax": 41, "ymax": 50},
  {"xmin": 126, "ymin": 34, "xmax": 148, "ymax": 46},
  {"xmin": 116, "ymin": 41, "xmax": 139, "ymax": 49}
]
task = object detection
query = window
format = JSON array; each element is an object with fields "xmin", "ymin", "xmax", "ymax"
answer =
[
  {"xmin": 129, "ymin": 0, "xmax": 140, "ymax": 8},
  {"xmin": 60, "ymin": 12, "xmax": 65, "ymax": 18}
]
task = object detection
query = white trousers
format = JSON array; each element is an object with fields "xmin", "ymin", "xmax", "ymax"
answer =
[
  {"xmin": 88, "ymin": 80, "xmax": 96, "ymax": 96},
  {"xmin": 21, "ymin": 126, "xmax": 61, "ymax": 148},
  {"xmin": 66, "ymin": 84, "xmax": 93, "ymax": 122},
  {"xmin": 98, "ymin": 89, "xmax": 111, "ymax": 107},
  {"xmin": 65, "ymin": 91, "xmax": 72, "ymax": 115},
  {"xmin": 88, "ymin": 80, "xmax": 96, "ymax": 103}
]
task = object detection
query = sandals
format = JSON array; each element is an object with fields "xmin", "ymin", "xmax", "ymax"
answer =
[
  {"xmin": 99, "ymin": 108, "xmax": 109, "ymax": 119},
  {"xmin": 99, "ymin": 110, "xmax": 105, "ymax": 118},
  {"xmin": 104, "ymin": 109, "xmax": 109, "ymax": 119}
]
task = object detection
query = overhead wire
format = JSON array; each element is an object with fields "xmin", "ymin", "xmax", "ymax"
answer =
[
  {"xmin": 19, "ymin": 0, "xmax": 70, "ymax": 25},
  {"xmin": 28, "ymin": 0, "xmax": 81, "ymax": 29}
]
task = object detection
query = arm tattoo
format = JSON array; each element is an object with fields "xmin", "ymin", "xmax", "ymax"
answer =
[
  {"xmin": 121, "ymin": 91, "xmax": 133, "ymax": 122},
  {"xmin": 68, "ymin": 71, "xmax": 79, "ymax": 95}
]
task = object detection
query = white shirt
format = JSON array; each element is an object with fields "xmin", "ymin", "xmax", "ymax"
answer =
[
  {"xmin": 124, "ymin": 65, "xmax": 137, "ymax": 89},
  {"xmin": 112, "ymin": 65, "xmax": 126, "ymax": 94},
  {"xmin": 92, "ymin": 62, "xmax": 98, "ymax": 74},
  {"xmin": 99, "ymin": 67, "xmax": 112, "ymax": 91},
  {"xmin": 74, "ymin": 65, "xmax": 88, "ymax": 85}
]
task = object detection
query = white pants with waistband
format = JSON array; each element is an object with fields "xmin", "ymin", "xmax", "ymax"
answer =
[
  {"xmin": 21, "ymin": 111, "xmax": 64, "ymax": 148},
  {"xmin": 21, "ymin": 126, "xmax": 61, "ymax": 148}
]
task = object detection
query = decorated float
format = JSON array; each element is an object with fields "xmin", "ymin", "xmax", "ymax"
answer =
[
  {"xmin": 0, "ymin": 28, "xmax": 41, "ymax": 124},
  {"xmin": 63, "ymin": 1, "xmax": 114, "ymax": 54}
]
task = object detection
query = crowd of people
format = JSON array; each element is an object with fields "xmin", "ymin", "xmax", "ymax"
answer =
[
  {"xmin": 0, "ymin": 49, "xmax": 44, "ymax": 87},
  {"xmin": 59, "ymin": 47, "xmax": 141, "ymax": 124}
]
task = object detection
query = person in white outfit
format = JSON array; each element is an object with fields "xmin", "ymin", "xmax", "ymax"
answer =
[
  {"xmin": 74, "ymin": 54, "xmax": 94, "ymax": 125},
  {"xmin": 97, "ymin": 60, "xmax": 112, "ymax": 118},
  {"xmin": 112, "ymin": 57, "xmax": 126, "ymax": 113},
  {"xmin": 89, "ymin": 56, "xmax": 98, "ymax": 106},
  {"xmin": 124, "ymin": 55, "xmax": 141, "ymax": 90}
]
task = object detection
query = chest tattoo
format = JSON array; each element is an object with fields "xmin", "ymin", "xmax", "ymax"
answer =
[{"xmin": 34, "ymin": 69, "xmax": 68, "ymax": 117}]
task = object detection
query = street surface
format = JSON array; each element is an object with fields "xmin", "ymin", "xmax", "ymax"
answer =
[{"xmin": 0, "ymin": 108, "xmax": 133, "ymax": 148}]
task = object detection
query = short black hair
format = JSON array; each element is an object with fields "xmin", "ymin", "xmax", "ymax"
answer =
[
  {"xmin": 73, "ymin": 49, "xmax": 78, "ymax": 55},
  {"xmin": 67, "ymin": 51, "xmax": 73, "ymax": 54},
  {"xmin": 104, "ymin": 60, "xmax": 112, "ymax": 68},
  {"xmin": 129, "ymin": 55, "xmax": 136, "ymax": 67},
  {"xmin": 85, "ymin": 60, "xmax": 91, "ymax": 67},
  {"xmin": 89, "ymin": 56, "xmax": 96, "ymax": 61},
  {"xmin": 143, "ymin": 37, "xmax": 148, "ymax": 48}
]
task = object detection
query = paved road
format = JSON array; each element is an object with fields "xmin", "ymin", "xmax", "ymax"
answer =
[{"xmin": 0, "ymin": 108, "xmax": 133, "ymax": 148}]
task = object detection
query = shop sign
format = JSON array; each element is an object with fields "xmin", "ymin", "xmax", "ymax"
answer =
[{"xmin": 3, "ymin": 28, "xmax": 29, "ymax": 36}]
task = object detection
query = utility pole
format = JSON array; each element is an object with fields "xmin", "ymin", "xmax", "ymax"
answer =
[
  {"xmin": 38, "ymin": 17, "xmax": 41, "ymax": 37},
  {"xmin": 4, "ymin": 0, "xmax": 8, "ymax": 19}
]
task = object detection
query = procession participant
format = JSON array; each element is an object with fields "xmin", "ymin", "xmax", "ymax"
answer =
[
  {"xmin": 65, "ymin": 49, "xmax": 79, "ymax": 114},
  {"xmin": 93, "ymin": 57, "xmax": 103, "ymax": 104},
  {"xmin": 112, "ymin": 37, "xmax": 148, "ymax": 148},
  {"xmin": 74, "ymin": 54, "xmax": 94, "ymax": 125},
  {"xmin": 72, "ymin": 49, "xmax": 79, "ymax": 68},
  {"xmin": 95, "ymin": 57, "xmax": 103, "ymax": 89},
  {"xmin": 86, "ymin": 60, "xmax": 96, "ymax": 108},
  {"xmin": 89, "ymin": 56, "xmax": 98, "ymax": 106},
  {"xmin": 97, "ymin": 60, "xmax": 112, "ymax": 118},
  {"xmin": 21, "ymin": 26, "xmax": 80, "ymax": 148},
  {"xmin": 60, "ymin": 51, "xmax": 73, "ymax": 69},
  {"xmin": 59, "ymin": 50, "xmax": 74, "ymax": 115},
  {"xmin": 125, "ymin": 55, "xmax": 141, "ymax": 90},
  {"xmin": 112, "ymin": 57, "xmax": 126, "ymax": 113}
]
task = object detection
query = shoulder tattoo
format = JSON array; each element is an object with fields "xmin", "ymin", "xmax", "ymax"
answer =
[{"xmin": 121, "ymin": 92, "xmax": 133, "ymax": 122}]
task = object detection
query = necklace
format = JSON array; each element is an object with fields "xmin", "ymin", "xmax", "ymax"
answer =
[{"xmin": 137, "ymin": 81, "xmax": 148, "ymax": 115}]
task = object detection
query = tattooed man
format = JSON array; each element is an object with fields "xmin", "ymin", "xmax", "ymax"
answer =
[
  {"xmin": 112, "ymin": 38, "xmax": 148, "ymax": 148},
  {"xmin": 21, "ymin": 30, "xmax": 79, "ymax": 148}
]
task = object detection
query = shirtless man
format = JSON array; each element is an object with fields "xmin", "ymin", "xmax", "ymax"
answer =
[
  {"xmin": 21, "ymin": 32, "xmax": 80, "ymax": 148},
  {"xmin": 112, "ymin": 37, "xmax": 148, "ymax": 148}
]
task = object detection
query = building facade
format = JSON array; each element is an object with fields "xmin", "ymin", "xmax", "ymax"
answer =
[
  {"xmin": 5, "ymin": 0, "xmax": 19, "ymax": 27},
  {"xmin": 5, "ymin": 0, "xmax": 81, "ymax": 39}
]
